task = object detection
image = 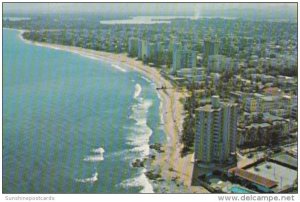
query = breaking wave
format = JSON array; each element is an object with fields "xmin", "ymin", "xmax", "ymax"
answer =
[
  {"xmin": 92, "ymin": 147, "xmax": 105, "ymax": 154},
  {"xmin": 75, "ymin": 172, "xmax": 98, "ymax": 183},
  {"xmin": 112, "ymin": 64, "xmax": 127, "ymax": 72},
  {"xmin": 119, "ymin": 83, "xmax": 154, "ymax": 192},
  {"xmin": 141, "ymin": 76, "xmax": 152, "ymax": 83},
  {"xmin": 127, "ymin": 98, "xmax": 153, "ymax": 157},
  {"xmin": 83, "ymin": 147, "xmax": 105, "ymax": 162},
  {"xmin": 118, "ymin": 169, "xmax": 154, "ymax": 193},
  {"xmin": 133, "ymin": 83, "xmax": 142, "ymax": 99},
  {"xmin": 83, "ymin": 154, "xmax": 104, "ymax": 162}
]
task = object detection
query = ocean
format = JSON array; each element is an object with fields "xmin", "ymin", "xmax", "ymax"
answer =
[{"xmin": 3, "ymin": 29, "xmax": 166, "ymax": 193}]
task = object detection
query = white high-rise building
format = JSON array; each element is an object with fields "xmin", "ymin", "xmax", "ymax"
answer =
[{"xmin": 194, "ymin": 96, "xmax": 238, "ymax": 166}]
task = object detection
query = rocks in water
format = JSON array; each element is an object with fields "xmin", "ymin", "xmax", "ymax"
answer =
[
  {"xmin": 149, "ymin": 143, "xmax": 164, "ymax": 153},
  {"xmin": 131, "ymin": 159, "xmax": 145, "ymax": 168},
  {"xmin": 132, "ymin": 155, "xmax": 156, "ymax": 168},
  {"xmin": 145, "ymin": 170, "xmax": 162, "ymax": 180}
]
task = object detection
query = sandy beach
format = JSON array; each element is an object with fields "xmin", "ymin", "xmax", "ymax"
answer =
[{"xmin": 17, "ymin": 30, "xmax": 209, "ymax": 193}]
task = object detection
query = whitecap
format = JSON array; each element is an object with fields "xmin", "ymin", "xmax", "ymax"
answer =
[
  {"xmin": 127, "ymin": 127, "xmax": 152, "ymax": 157},
  {"xmin": 118, "ymin": 168, "xmax": 154, "ymax": 193},
  {"xmin": 111, "ymin": 64, "xmax": 127, "ymax": 72},
  {"xmin": 119, "ymin": 90, "xmax": 156, "ymax": 193},
  {"xmin": 75, "ymin": 172, "xmax": 98, "ymax": 183},
  {"xmin": 83, "ymin": 154, "xmax": 104, "ymax": 162},
  {"xmin": 107, "ymin": 149, "xmax": 132, "ymax": 160},
  {"xmin": 130, "ymin": 100, "xmax": 152, "ymax": 126},
  {"xmin": 133, "ymin": 83, "xmax": 142, "ymax": 99},
  {"xmin": 129, "ymin": 145, "xmax": 151, "ymax": 157},
  {"xmin": 127, "ymin": 99, "xmax": 153, "ymax": 157},
  {"xmin": 141, "ymin": 76, "xmax": 152, "ymax": 83},
  {"xmin": 131, "ymin": 99, "xmax": 152, "ymax": 113},
  {"xmin": 92, "ymin": 147, "xmax": 105, "ymax": 154}
]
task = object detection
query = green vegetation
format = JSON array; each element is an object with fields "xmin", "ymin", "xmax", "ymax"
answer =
[{"xmin": 180, "ymin": 85, "xmax": 197, "ymax": 157}]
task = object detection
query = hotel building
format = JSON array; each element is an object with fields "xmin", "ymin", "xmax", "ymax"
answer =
[{"xmin": 194, "ymin": 96, "xmax": 238, "ymax": 167}]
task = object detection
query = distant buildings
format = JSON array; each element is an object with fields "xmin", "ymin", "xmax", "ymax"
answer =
[
  {"xmin": 128, "ymin": 37, "xmax": 138, "ymax": 57},
  {"xmin": 245, "ymin": 98, "xmax": 257, "ymax": 113},
  {"xmin": 172, "ymin": 44, "xmax": 197, "ymax": 74},
  {"xmin": 291, "ymin": 105, "xmax": 298, "ymax": 120},
  {"xmin": 243, "ymin": 94, "xmax": 280, "ymax": 113},
  {"xmin": 194, "ymin": 96, "xmax": 238, "ymax": 167},
  {"xmin": 141, "ymin": 39, "xmax": 149, "ymax": 61},
  {"xmin": 261, "ymin": 74, "xmax": 275, "ymax": 84},
  {"xmin": 148, "ymin": 42, "xmax": 156, "ymax": 63},
  {"xmin": 176, "ymin": 67, "xmax": 206, "ymax": 82},
  {"xmin": 137, "ymin": 39, "xmax": 164, "ymax": 64},
  {"xmin": 137, "ymin": 39, "xmax": 149, "ymax": 60},
  {"xmin": 203, "ymin": 39, "xmax": 220, "ymax": 65},
  {"xmin": 207, "ymin": 55, "xmax": 238, "ymax": 73},
  {"xmin": 254, "ymin": 94, "xmax": 282, "ymax": 113}
]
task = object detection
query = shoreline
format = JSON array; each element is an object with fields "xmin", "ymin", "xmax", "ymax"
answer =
[{"xmin": 15, "ymin": 29, "xmax": 208, "ymax": 193}]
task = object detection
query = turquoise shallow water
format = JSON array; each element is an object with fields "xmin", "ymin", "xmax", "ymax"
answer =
[{"xmin": 3, "ymin": 29, "xmax": 166, "ymax": 193}]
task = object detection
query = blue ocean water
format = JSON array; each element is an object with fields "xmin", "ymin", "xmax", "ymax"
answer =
[{"xmin": 3, "ymin": 29, "xmax": 166, "ymax": 193}]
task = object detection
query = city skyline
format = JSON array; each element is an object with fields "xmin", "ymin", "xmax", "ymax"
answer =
[{"xmin": 3, "ymin": 2, "xmax": 297, "ymax": 18}]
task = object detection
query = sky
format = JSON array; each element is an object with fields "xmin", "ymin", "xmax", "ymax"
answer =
[{"xmin": 3, "ymin": 2, "xmax": 297, "ymax": 16}]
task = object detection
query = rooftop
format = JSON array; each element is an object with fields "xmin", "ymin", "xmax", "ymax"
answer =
[
  {"xmin": 260, "ymin": 96, "xmax": 276, "ymax": 102},
  {"xmin": 271, "ymin": 153, "xmax": 298, "ymax": 169},
  {"xmin": 246, "ymin": 122, "xmax": 271, "ymax": 129},
  {"xmin": 196, "ymin": 104, "xmax": 221, "ymax": 112},
  {"xmin": 263, "ymin": 87, "xmax": 281, "ymax": 96},
  {"xmin": 263, "ymin": 113, "xmax": 284, "ymax": 122},
  {"xmin": 246, "ymin": 162, "xmax": 297, "ymax": 189},
  {"xmin": 196, "ymin": 101, "xmax": 237, "ymax": 112},
  {"xmin": 230, "ymin": 168, "xmax": 278, "ymax": 188},
  {"xmin": 230, "ymin": 91, "xmax": 244, "ymax": 96}
]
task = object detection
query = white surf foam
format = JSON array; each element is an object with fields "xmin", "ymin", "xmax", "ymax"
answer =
[
  {"xmin": 83, "ymin": 154, "xmax": 104, "ymax": 162},
  {"xmin": 118, "ymin": 168, "xmax": 154, "ymax": 193},
  {"xmin": 156, "ymin": 92, "xmax": 164, "ymax": 124},
  {"xmin": 107, "ymin": 149, "xmax": 132, "ymax": 160},
  {"xmin": 141, "ymin": 76, "xmax": 152, "ymax": 83},
  {"xmin": 127, "ymin": 99, "xmax": 153, "ymax": 157},
  {"xmin": 92, "ymin": 147, "xmax": 105, "ymax": 154},
  {"xmin": 75, "ymin": 172, "xmax": 98, "ymax": 183},
  {"xmin": 132, "ymin": 99, "xmax": 152, "ymax": 115},
  {"xmin": 112, "ymin": 64, "xmax": 127, "ymax": 72},
  {"xmin": 127, "ymin": 128, "xmax": 152, "ymax": 157},
  {"xmin": 80, "ymin": 54, "xmax": 102, "ymax": 61},
  {"xmin": 133, "ymin": 83, "xmax": 142, "ymax": 99},
  {"xmin": 123, "ymin": 88, "xmax": 155, "ymax": 193}
]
